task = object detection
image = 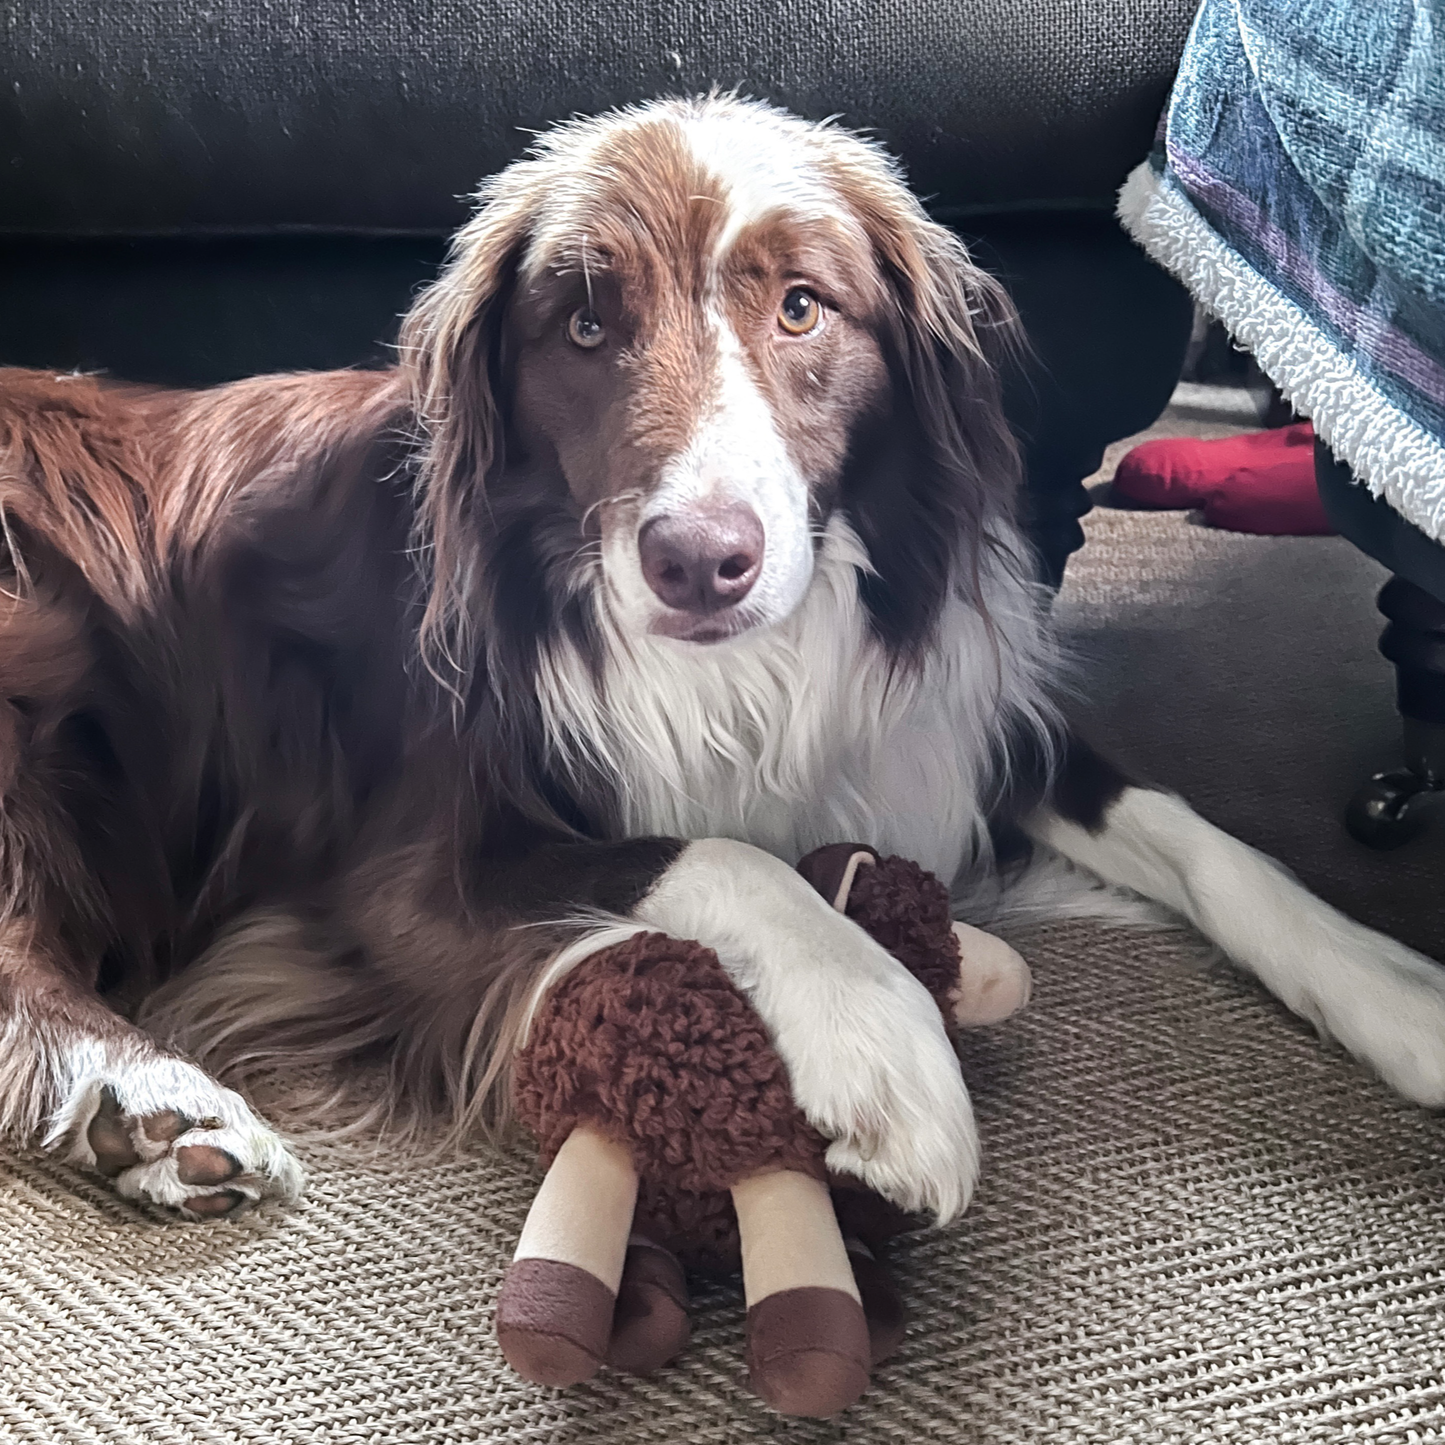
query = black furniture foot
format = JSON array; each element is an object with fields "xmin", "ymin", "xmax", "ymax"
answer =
[
  {"xmin": 1346, "ymin": 765, "xmax": 1441, "ymax": 848},
  {"xmin": 1346, "ymin": 579, "xmax": 1445, "ymax": 848}
]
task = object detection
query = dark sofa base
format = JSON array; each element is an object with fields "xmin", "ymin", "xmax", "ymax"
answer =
[{"xmin": 0, "ymin": 233, "xmax": 445, "ymax": 385}]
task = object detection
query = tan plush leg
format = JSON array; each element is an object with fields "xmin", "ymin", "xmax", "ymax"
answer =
[
  {"xmin": 950, "ymin": 920, "xmax": 1032, "ymax": 1026},
  {"xmin": 495, "ymin": 1125, "xmax": 637, "ymax": 1386},
  {"xmin": 733, "ymin": 1170, "xmax": 870, "ymax": 1417}
]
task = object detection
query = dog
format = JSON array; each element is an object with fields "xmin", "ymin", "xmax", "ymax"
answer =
[{"xmin": 2, "ymin": 93, "xmax": 1443, "ymax": 1225}]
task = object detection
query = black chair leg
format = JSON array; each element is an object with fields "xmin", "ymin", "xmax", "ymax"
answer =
[
  {"xmin": 1023, "ymin": 458, "xmax": 1097, "ymax": 592},
  {"xmin": 1346, "ymin": 577, "xmax": 1445, "ymax": 847}
]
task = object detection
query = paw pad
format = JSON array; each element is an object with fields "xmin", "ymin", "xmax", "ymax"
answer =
[
  {"xmin": 52, "ymin": 1062, "xmax": 303, "ymax": 1220},
  {"xmin": 175, "ymin": 1144, "xmax": 243, "ymax": 1186}
]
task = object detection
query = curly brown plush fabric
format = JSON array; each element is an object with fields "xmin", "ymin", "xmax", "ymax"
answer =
[
  {"xmin": 511, "ymin": 850, "xmax": 963, "ymax": 1270},
  {"xmin": 512, "ymin": 931, "xmax": 827, "ymax": 1268},
  {"xmin": 841, "ymin": 856, "xmax": 963, "ymax": 1015}
]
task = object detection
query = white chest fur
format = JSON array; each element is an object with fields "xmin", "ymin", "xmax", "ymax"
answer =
[{"xmin": 536, "ymin": 522, "xmax": 1057, "ymax": 889}]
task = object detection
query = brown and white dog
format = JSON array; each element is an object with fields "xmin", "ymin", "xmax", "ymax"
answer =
[{"xmin": 2, "ymin": 94, "xmax": 1443, "ymax": 1224}]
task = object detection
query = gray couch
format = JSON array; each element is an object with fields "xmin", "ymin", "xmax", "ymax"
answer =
[{"xmin": 1, "ymin": 0, "xmax": 1199, "ymax": 584}]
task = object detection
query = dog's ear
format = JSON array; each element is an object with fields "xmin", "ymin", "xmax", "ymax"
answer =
[
  {"xmin": 836, "ymin": 181, "xmax": 1026, "ymax": 659},
  {"xmin": 400, "ymin": 177, "xmax": 537, "ymax": 688}
]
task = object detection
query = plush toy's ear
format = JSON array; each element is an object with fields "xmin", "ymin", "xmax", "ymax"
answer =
[
  {"xmin": 796, "ymin": 846, "xmax": 1032, "ymax": 1026},
  {"xmin": 796, "ymin": 843, "xmax": 880, "ymax": 912}
]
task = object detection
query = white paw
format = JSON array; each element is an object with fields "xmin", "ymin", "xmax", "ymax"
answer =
[
  {"xmin": 1299, "ymin": 934, "xmax": 1445, "ymax": 1108},
  {"xmin": 777, "ymin": 959, "xmax": 980, "ymax": 1226},
  {"xmin": 45, "ymin": 1047, "xmax": 304, "ymax": 1218},
  {"xmin": 636, "ymin": 837, "xmax": 980, "ymax": 1224}
]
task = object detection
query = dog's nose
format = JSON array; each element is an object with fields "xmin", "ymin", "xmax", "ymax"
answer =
[{"xmin": 638, "ymin": 505, "xmax": 765, "ymax": 613}]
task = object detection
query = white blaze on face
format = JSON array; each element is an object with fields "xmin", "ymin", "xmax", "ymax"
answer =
[
  {"xmin": 651, "ymin": 317, "xmax": 815, "ymax": 625},
  {"xmin": 602, "ymin": 108, "xmax": 854, "ymax": 641},
  {"xmin": 680, "ymin": 107, "xmax": 845, "ymax": 262},
  {"xmin": 602, "ymin": 311, "xmax": 817, "ymax": 639}
]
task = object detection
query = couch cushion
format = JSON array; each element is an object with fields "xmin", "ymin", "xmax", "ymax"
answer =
[{"xmin": 3, "ymin": 0, "xmax": 1196, "ymax": 236}]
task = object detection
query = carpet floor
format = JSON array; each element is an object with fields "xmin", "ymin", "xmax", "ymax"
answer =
[{"xmin": 3, "ymin": 391, "xmax": 1444, "ymax": 1443}]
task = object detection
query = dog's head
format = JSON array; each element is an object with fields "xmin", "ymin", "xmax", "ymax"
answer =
[{"xmin": 402, "ymin": 95, "xmax": 1021, "ymax": 675}]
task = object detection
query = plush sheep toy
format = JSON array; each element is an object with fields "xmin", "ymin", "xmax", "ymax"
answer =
[{"xmin": 495, "ymin": 844, "xmax": 1031, "ymax": 1418}]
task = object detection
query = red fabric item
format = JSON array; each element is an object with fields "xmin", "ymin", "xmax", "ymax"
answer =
[
  {"xmin": 1199, "ymin": 459, "xmax": 1335, "ymax": 535},
  {"xmin": 1112, "ymin": 421, "xmax": 1334, "ymax": 536}
]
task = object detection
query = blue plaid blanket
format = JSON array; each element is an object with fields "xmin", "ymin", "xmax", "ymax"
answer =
[{"xmin": 1119, "ymin": 0, "xmax": 1445, "ymax": 541}]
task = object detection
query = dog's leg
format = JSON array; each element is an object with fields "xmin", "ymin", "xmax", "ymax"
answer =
[
  {"xmin": 0, "ymin": 922, "xmax": 303, "ymax": 1216},
  {"xmin": 633, "ymin": 839, "xmax": 978, "ymax": 1223},
  {"xmin": 1029, "ymin": 745, "xmax": 1445, "ymax": 1105},
  {"xmin": 163, "ymin": 834, "xmax": 976, "ymax": 1222}
]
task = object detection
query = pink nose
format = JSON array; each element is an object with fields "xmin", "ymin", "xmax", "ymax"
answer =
[{"xmin": 638, "ymin": 505, "xmax": 765, "ymax": 613}]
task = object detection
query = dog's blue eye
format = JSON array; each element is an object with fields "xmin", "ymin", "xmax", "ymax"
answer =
[
  {"xmin": 567, "ymin": 307, "xmax": 605, "ymax": 349},
  {"xmin": 778, "ymin": 287, "xmax": 822, "ymax": 335}
]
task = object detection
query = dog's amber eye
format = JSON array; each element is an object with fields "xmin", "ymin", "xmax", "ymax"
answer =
[
  {"xmin": 778, "ymin": 287, "xmax": 822, "ymax": 336},
  {"xmin": 567, "ymin": 307, "xmax": 605, "ymax": 349}
]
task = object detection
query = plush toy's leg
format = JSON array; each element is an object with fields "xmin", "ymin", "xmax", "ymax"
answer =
[
  {"xmin": 950, "ymin": 920, "xmax": 1032, "ymax": 1027},
  {"xmin": 844, "ymin": 1239, "xmax": 909, "ymax": 1365},
  {"xmin": 733, "ymin": 1170, "xmax": 872, "ymax": 1418},
  {"xmin": 604, "ymin": 1235, "xmax": 692, "ymax": 1376},
  {"xmin": 495, "ymin": 1124, "xmax": 637, "ymax": 1386}
]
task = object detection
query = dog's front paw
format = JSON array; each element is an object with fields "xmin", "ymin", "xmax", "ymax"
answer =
[
  {"xmin": 636, "ymin": 838, "xmax": 980, "ymax": 1224},
  {"xmin": 781, "ymin": 971, "xmax": 980, "ymax": 1225},
  {"xmin": 45, "ymin": 1051, "xmax": 303, "ymax": 1217},
  {"xmin": 1307, "ymin": 935, "xmax": 1445, "ymax": 1108}
]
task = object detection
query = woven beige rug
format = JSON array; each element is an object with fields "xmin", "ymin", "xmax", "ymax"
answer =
[{"xmin": 5, "ymin": 396, "xmax": 1445, "ymax": 1442}]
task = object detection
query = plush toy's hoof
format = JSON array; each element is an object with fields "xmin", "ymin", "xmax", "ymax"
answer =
[
  {"xmin": 495, "ymin": 1257, "xmax": 615, "ymax": 1386},
  {"xmin": 745, "ymin": 1286, "xmax": 871, "ymax": 1417},
  {"xmin": 605, "ymin": 1241, "xmax": 692, "ymax": 1376},
  {"xmin": 846, "ymin": 1242, "xmax": 909, "ymax": 1364}
]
